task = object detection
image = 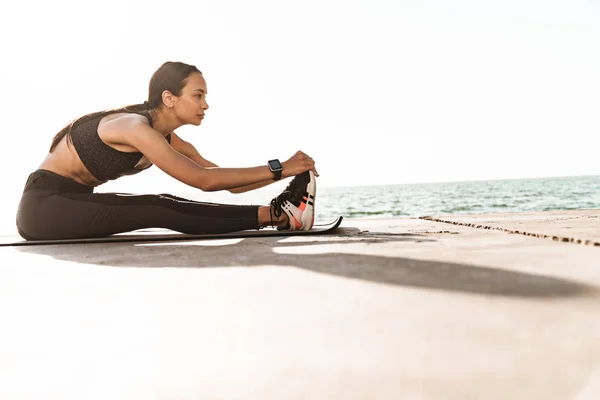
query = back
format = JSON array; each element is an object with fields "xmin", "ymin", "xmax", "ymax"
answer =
[{"xmin": 70, "ymin": 111, "xmax": 152, "ymax": 182}]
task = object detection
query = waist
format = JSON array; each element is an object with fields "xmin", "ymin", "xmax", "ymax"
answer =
[{"xmin": 23, "ymin": 169, "xmax": 94, "ymax": 193}]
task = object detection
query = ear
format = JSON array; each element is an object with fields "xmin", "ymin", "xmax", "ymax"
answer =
[{"xmin": 162, "ymin": 90, "xmax": 176, "ymax": 108}]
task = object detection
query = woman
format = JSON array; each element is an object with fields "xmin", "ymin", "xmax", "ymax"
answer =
[{"xmin": 16, "ymin": 61, "xmax": 318, "ymax": 240}]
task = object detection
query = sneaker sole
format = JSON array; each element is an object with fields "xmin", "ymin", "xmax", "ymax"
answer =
[{"xmin": 299, "ymin": 171, "xmax": 316, "ymax": 231}]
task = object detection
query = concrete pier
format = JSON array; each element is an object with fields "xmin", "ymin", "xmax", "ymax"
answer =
[{"xmin": 1, "ymin": 210, "xmax": 599, "ymax": 399}]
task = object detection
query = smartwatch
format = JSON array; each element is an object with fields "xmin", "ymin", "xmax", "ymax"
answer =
[{"xmin": 268, "ymin": 159, "xmax": 283, "ymax": 181}]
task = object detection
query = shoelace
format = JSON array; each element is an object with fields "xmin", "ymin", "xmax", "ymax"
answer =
[{"xmin": 269, "ymin": 190, "xmax": 295, "ymax": 228}]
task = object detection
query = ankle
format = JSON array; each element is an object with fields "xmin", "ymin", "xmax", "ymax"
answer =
[{"xmin": 258, "ymin": 205, "xmax": 289, "ymax": 227}]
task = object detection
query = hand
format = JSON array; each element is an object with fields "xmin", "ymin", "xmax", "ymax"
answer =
[{"xmin": 282, "ymin": 150, "xmax": 320, "ymax": 178}]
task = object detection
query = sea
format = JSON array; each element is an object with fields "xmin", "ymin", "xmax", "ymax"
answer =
[
  {"xmin": 1, "ymin": 175, "xmax": 599, "ymax": 236},
  {"xmin": 180, "ymin": 174, "xmax": 600, "ymax": 223}
]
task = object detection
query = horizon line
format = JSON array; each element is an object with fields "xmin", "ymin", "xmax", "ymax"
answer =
[{"xmin": 318, "ymin": 173, "xmax": 600, "ymax": 189}]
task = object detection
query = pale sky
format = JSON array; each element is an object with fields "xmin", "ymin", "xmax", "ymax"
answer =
[{"xmin": 1, "ymin": 0, "xmax": 599, "ymax": 208}]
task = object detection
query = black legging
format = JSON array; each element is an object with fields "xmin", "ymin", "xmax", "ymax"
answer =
[{"xmin": 16, "ymin": 169, "xmax": 260, "ymax": 240}]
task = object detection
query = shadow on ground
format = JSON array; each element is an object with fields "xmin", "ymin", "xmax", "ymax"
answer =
[{"xmin": 15, "ymin": 230, "xmax": 597, "ymax": 299}]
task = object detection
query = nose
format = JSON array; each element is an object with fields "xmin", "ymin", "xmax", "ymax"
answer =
[{"xmin": 203, "ymin": 99, "xmax": 209, "ymax": 110}]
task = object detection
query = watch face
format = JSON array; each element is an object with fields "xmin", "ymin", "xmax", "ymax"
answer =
[{"xmin": 268, "ymin": 159, "xmax": 282, "ymax": 170}]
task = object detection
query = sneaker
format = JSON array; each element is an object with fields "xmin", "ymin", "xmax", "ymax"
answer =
[{"xmin": 270, "ymin": 170, "xmax": 316, "ymax": 231}]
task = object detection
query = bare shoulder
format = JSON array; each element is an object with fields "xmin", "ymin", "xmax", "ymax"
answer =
[
  {"xmin": 98, "ymin": 112, "xmax": 161, "ymax": 150},
  {"xmin": 99, "ymin": 112, "xmax": 151, "ymax": 132}
]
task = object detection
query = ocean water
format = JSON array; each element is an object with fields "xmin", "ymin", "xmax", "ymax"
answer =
[{"xmin": 182, "ymin": 174, "xmax": 600, "ymax": 223}]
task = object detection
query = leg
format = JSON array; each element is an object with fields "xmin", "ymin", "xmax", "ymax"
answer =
[
  {"xmin": 17, "ymin": 190, "xmax": 284, "ymax": 240},
  {"xmin": 154, "ymin": 193, "xmax": 289, "ymax": 228}
]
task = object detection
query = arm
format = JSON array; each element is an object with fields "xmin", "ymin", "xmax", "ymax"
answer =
[
  {"xmin": 170, "ymin": 133, "xmax": 279, "ymax": 194},
  {"xmin": 120, "ymin": 120, "xmax": 315, "ymax": 191}
]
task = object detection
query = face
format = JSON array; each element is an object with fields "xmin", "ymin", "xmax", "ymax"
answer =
[{"xmin": 170, "ymin": 72, "xmax": 209, "ymax": 126}]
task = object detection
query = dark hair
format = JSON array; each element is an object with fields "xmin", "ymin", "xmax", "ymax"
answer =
[{"xmin": 49, "ymin": 61, "xmax": 202, "ymax": 152}]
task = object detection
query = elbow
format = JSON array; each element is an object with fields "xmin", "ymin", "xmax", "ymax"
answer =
[
  {"xmin": 199, "ymin": 180, "xmax": 223, "ymax": 192},
  {"xmin": 194, "ymin": 170, "xmax": 238, "ymax": 192},
  {"xmin": 199, "ymin": 183, "xmax": 218, "ymax": 192},
  {"xmin": 194, "ymin": 171, "xmax": 222, "ymax": 192}
]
